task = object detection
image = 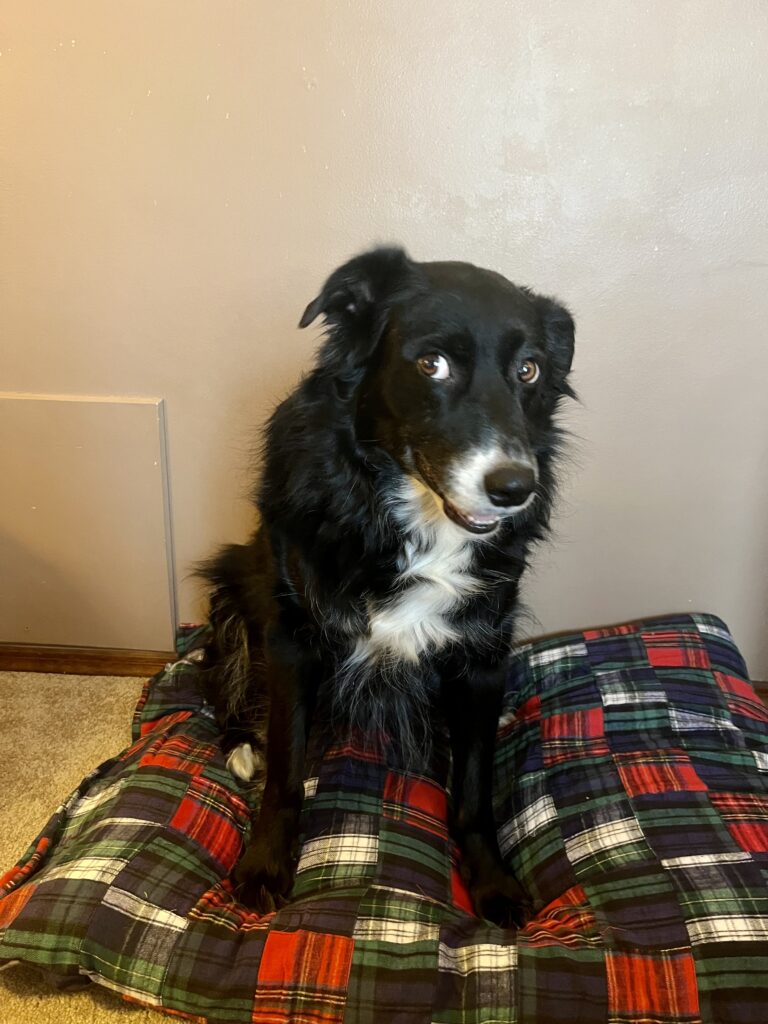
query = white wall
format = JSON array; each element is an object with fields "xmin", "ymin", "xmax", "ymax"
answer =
[{"xmin": 3, "ymin": 1, "xmax": 767, "ymax": 672}]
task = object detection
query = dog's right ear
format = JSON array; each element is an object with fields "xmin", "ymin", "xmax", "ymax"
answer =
[{"xmin": 298, "ymin": 247, "xmax": 413, "ymax": 341}]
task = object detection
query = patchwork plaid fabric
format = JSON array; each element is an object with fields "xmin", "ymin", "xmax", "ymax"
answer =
[{"xmin": 2, "ymin": 614, "xmax": 768, "ymax": 1023}]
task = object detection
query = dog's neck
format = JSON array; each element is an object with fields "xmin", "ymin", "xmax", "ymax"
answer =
[{"xmin": 343, "ymin": 476, "xmax": 484, "ymax": 661}]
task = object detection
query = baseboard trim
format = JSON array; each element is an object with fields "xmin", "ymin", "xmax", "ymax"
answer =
[{"xmin": 0, "ymin": 642, "xmax": 176, "ymax": 677}]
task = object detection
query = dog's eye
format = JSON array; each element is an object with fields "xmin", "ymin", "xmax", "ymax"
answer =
[
  {"xmin": 517, "ymin": 359, "xmax": 540, "ymax": 384},
  {"xmin": 417, "ymin": 354, "xmax": 451, "ymax": 380}
]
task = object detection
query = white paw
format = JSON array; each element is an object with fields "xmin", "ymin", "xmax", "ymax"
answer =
[{"xmin": 226, "ymin": 742, "xmax": 260, "ymax": 781}]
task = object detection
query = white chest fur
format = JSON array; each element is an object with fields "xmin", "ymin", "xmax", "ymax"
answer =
[{"xmin": 348, "ymin": 477, "xmax": 483, "ymax": 667}]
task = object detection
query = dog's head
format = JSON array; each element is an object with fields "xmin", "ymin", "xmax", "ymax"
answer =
[{"xmin": 300, "ymin": 246, "xmax": 575, "ymax": 535}]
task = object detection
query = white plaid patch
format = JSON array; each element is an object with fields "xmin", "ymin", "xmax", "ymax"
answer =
[
  {"xmin": 694, "ymin": 620, "xmax": 732, "ymax": 641},
  {"xmin": 529, "ymin": 642, "xmax": 587, "ymax": 668},
  {"xmin": 598, "ymin": 674, "xmax": 668, "ymax": 706},
  {"xmin": 303, "ymin": 776, "xmax": 318, "ymax": 799},
  {"xmin": 753, "ymin": 750, "xmax": 768, "ymax": 772},
  {"xmin": 498, "ymin": 708, "xmax": 518, "ymax": 729},
  {"xmin": 354, "ymin": 917, "xmax": 440, "ymax": 944},
  {"xmin": 297, "ymin": 833, "xmax": 378, "ymax": 872},
  {"xmin": 439, "ymin": 941, "xmax": 518, "ymax": 975},
  {"xmin": 601, "ymin": 688, "xmax": 668, "ymax": 707},
  {"xmin": 67, "ymin": 778, "xmax": 126, "ymax": 821},
  {"xmin": 166, "ymin": 648, "xmax": 206, "ymax": 672},
  {"xmin": 102, "ymin": 887, "xmax": 188, "ymax": 931},
  {"xmin": 80, "ymin": 970, "xmax": 163, "ymax": 1004},
  {"xmin": 565, "ymin": 816, "xmax": 645, "ymax": 864},
  {"xmin": 669, "ymin": 708, "xmax": 738, "ymax": 732},
  {"xmin": 39, "ymin": 856, "xmax": 127, "ymax": 886},
  {"xmin": 75, "ymin": 816, "xmax": 158, "ymax": 842},
  {"xmin": 687, "ymin": 914, "xmax": 768, "ymax": 945},
  {"xmin": 498, "ymin": 794, "xmax": 558, "ymax": 852},
  {"xmin": 662, "ymin": 851, "xmax": 752, "ymax": 869}
]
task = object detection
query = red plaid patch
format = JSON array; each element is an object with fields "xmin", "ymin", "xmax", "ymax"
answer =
[
  {"xmin": 542, "ymin": 707, "xmax": 605, "ymax": 740},
  {"xmin": 642, "ymin": 631, "xmax": 710, "ymax": 669},
  {"xmin": 606, "ymin": 950, "xmax": 699, "ymax": 1018},
  {"xmin": 583, "ymin": 624, "xmax": 638, "ymax": 639},
  {"xmin": 0, "ymin": 881, "xmax": 36, "ymax": 927},
  {"xmin": 138, "ymin": 709, "xmax": 194, "ymax": 739},
  {"xmin": 515, "ymin": 694, "xmax": 542, "ymax": 725},
  {"xmin": 715, "ymin": 672, "xmax": 759, "ymax": 701},
  {"xmin": 0, "ymin": 835, "xmax": 50, "ymax": 894},
  {"xmin": 383, "ymin": 773, "xmax": 448, "ymax": 840},
  {"xmin": 709, "ymin": 792, "xmax": 768, "ymax": 853},
  {"xmin": 253, "ymin": 930, "xmax": 354, "ymax": 1024},
  {"xmin": 709, "ymin": 792, "xmax": 768, "ymax": 817},
  {"xmin": 169, "ymin": 777, "xmax": 246, "ymax": 871},
  {"xmin": 728, "ymin": 822, "xmax": 768, "ymax": 853},
  {"xmin": 616, "ymin": 751, "xmax": 708, "ymax": 797},
  {"xmin": 140, "ymin": 735, "xmax": 217, "ymax": 777},
  {"xmin": 498, "ymin": 695, "xmax": 540, "ymax": 742},
  {"xmin": 324, "ymin": 736, "xmax": 384, "ymax": 765},
  {"xmin": 524, "ymin": 884, "xmax": 598, "ymax": 945},
  {"xmin": 715, "ymin": 672, "xmax": 768, "ymax": 722},
  {"xmin": 541, "ymin": 707, "xmax": 609, "ymax": 765},
  {"xmin": 190, "ymin": 881, "xmax": 275, "ymax": 932}
]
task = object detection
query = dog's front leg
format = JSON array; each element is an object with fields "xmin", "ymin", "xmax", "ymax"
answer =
[
  {"xmin": 233, "ymin": 626, "xmax": 317, "ymax": 912},
  {"xmin": 443, "ymin": 662, "xmax": 532, "ymax": 927}
]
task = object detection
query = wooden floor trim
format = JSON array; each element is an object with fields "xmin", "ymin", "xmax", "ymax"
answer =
[{"xmin": 0, "ymin": 642, "xmax": 176, "ymax": 677}]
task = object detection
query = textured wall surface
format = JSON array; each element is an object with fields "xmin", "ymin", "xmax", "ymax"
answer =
[{"xmin": 2, "ymin": 2, "xmax": 767, "ymax": 671}]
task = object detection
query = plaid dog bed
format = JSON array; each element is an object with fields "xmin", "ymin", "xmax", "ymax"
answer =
[{"xmin": 1, "ymin": 613, "xmax": 767, "ymax": 1023}]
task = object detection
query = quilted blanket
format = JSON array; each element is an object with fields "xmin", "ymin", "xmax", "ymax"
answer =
[{"xmin": 1, "ymin": 613, "xmax": 767, "ymax": 1023}]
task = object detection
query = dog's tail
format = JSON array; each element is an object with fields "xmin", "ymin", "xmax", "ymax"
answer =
[{"xmin": 195, "ymin": 544, "xmax": 267, "ymax": 724}]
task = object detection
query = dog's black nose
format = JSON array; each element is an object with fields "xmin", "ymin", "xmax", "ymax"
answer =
[{"xmin": 484, "ymin": 465, "xmax": 535, "ymax": 508}]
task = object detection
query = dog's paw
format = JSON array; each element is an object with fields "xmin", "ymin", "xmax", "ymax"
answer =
[
  {"xmin": 459, "ymin": 833, "xmax": 533, "ymax": 927},
  {"xmin": 226, "ymin": 742, "xmax": 262, "ymax": 782},
  {"xmin": 467, "ymin": 865, "xmax": 533, "ymax": 928},
  {"xmin": 232, "ymin": 840, "xmax": 296, "ymax": 913}
]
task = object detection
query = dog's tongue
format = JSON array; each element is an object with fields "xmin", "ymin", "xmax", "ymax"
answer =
[
  {"xmin": 471, "ymin": 511, "xmax": 498, "ymax": 524},
  {"xmin": 443, "ymin": 500, "xmax": 500, "ymax": 534}
]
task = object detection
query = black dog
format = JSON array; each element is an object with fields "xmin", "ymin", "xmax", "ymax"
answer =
[{"xmin": 201, "ymin": 246, "xmax": 575, "ymax": 925}]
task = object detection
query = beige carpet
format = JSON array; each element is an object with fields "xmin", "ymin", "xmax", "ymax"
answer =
[{"xmin": 0, "ymin": 671, "xmax": 158, "ymax": 1022}]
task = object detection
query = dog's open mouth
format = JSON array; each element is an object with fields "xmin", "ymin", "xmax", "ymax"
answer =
[
  {"xmin": 442, "ymin": 500, "xmax": 500, "ymax": 534},
  {"xmin": 412, "ymin": 453, "xmax": 501, "ymax": 534}
]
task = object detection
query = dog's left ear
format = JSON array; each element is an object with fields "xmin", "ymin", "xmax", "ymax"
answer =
[
  {"xmin": 299, "ymin": 247, "xmax": 413, "ymax": 357},
  {"xmin": 534, "ymin": 295, "xmax": 575, "ymax": 393}
]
